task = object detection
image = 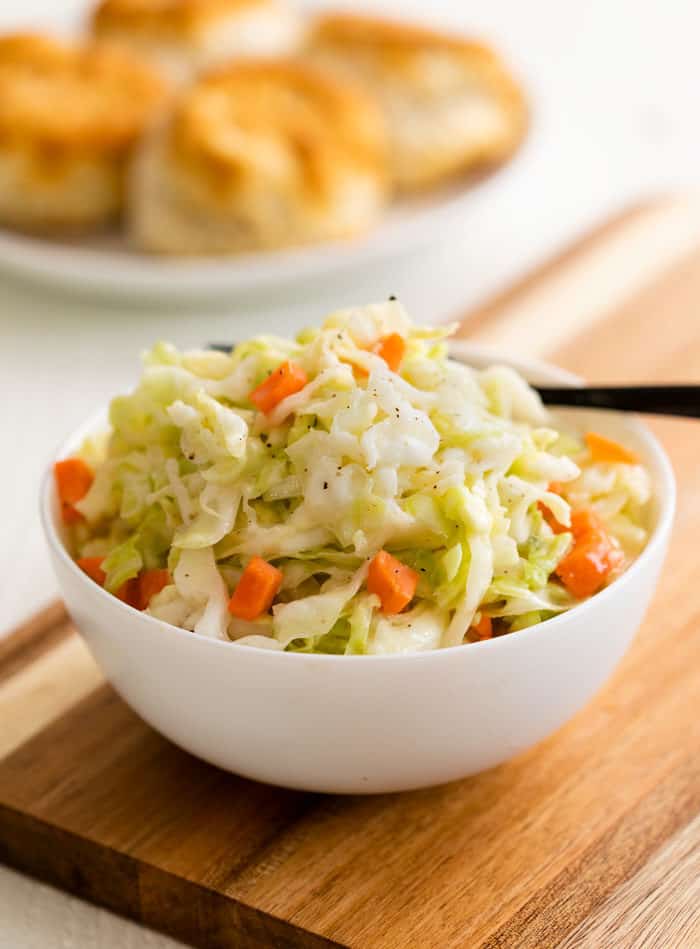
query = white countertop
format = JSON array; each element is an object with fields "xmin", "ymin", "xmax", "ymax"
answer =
[{"xmin": 1, "ymin": 0, "xmax": 699, "ymax": 945}]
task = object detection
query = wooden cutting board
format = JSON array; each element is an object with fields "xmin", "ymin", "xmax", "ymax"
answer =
[{"xmin": 2, "ymin": 199, "xmax": 700, "ymax": 949}]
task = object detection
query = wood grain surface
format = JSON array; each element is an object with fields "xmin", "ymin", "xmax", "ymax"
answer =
[{"xmin": 1, "ymin": 201, "xmax": 700, "ymax": 949}]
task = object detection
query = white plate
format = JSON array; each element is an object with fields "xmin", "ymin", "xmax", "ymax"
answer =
[{"xmin": 0, "ymin": 161, "xmax": 522, "ymax": 303}]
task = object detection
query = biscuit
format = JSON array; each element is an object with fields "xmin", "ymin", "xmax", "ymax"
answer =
[
  {"xmin": 92, "ymin": 0, "xmax": 303, "ymax": 81},
  {"xmin": 129, "ymin": 60, "xmax": 389, "ymax": 254},
  {"xmin": 308, "ymin": 13, "xmax": 527, "ymax": 191},
  {"xmin": 0, "ymin": 33, "xmax": 168, "ymax": 233}
]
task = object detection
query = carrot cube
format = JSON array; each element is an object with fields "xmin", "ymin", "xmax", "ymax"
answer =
[
  {"xmin": 54, "ymin": 458, "xmax": 94, "ymax": 505},
  {"xmin": 374, "ymin": 333, "xmax": 406, "ymax": 372},
  {"xmin": 76, "ymin": 556, "xmax": 107, "ymax": 586},
  {"xmin": 55, "ymin": 458, "xmax": 94, "ymax": 525},
  {"xmin": 228, "ymin": 557, "xmax": 283, "ymax": 620},
  {"xmin": 555, "ymin": 517, "xmax": 624, "ymax": 598},
  {"xmin": 115, "ymin": 578, "xmax": 141, "ymax": 608},
  {"xmin": 249, "ymin": 362, "xmax": 308, "ymax": 415},
  {"xmin": 138, "ymin": 569, "xmax": 171, "ymax": 610},
  {"xmin": 585, "ymin": 432, "xmax": 638, "ymax": 465},
  {"xmin": 367, "ymin": 550, "xmax": 418, "ymax": 615}
]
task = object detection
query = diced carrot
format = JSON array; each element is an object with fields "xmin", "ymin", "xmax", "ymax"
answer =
[
  {"xmin": 585, "ymin": 432, "xmax": 638, "ymax": 465},
  {"xmin": 115, "ymin": 578, "xmax": 141, "ymax": 608},
  {"xmin": 61, "ymin": 503, "xmax": 85, "ymax": 525},
  {"xmin": 76, "ymin": 556, "xmax": 106, "ymax": 586},
  {"xmin": 373, "ymin": 333, "xmax": 406, "ymax": 372},
  {"xmin": 555, "ymin": 516, "xmax": 624, "ymax": 598},
  {"xmin": 555, "ymin": 535, "xmax": 612, "ymax": 598},
  {"xmin": 470, "ymin": 612, "xmax": 493, "ymax": 641},
  {"xmin": 340, "ymin": 334, "xmax": 406, "ymax": 379},
  {"xmin": 228, "ymin": 556, "xmax": 283, "ymax": 620},
  {"xmin": 54, "ymin": 458, "xmax": 94, "ymax": 505},
  {"xmin": 107, "ymin": 569, "xmax": 170, "ymax": 610},
  {"xmin": 367, "ymin": 550, "xmax": 418, "ymax": 615},
  {"xmin": 249, "ymin": 362, "xmax": 308, "ymax": 415},
  {"xmin": 138, "ymin": 569, "xmax": 171, "ymax": 610},
  {"xmin": 55, "ymin": 458, "xmax": 94, "ymax": 525}
]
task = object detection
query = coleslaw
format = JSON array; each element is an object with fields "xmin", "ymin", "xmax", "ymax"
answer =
[{"xmin": 55, "ymin": 301, "xmax": 652, "ymax": 654}]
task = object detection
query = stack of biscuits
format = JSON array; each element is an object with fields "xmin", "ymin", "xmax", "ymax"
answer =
[{"xmin": 0, "ymin": 2, "xmax": 527, "ymax": 255}]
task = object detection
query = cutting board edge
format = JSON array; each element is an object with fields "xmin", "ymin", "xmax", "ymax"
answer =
[{"xmin": 0, "ymin": 801, "xmax": 345, "ymax": 949}]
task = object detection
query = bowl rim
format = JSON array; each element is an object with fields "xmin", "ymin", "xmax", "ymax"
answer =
[{"xmin": 41, "ymin": 345, "xmax": 676, "ymax": 663}]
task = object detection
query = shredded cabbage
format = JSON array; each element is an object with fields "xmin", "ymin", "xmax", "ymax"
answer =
[{"xmin": 69, "ymin": 301, "xmax": 652, "ymax": 653}]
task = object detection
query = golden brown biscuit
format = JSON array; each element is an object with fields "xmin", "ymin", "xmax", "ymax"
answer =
[
  {"xmin": 308, "ymin": 13, "xmax": 527, "ymax": 191},
  {"xmin": 92, "ymin": 0, "xmax": 304, "ymax": 81},
  {"xmin": 0, "ymin": 33, "xmax": 168, "ymax": 233},
  {"xmin": 129, "ymin": 59, "xmax": 389, "ymax": 254}
]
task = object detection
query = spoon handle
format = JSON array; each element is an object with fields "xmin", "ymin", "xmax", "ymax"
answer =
[{"xmin": 535, "ymin": 385, "xmax": 700, "ymax": 418}]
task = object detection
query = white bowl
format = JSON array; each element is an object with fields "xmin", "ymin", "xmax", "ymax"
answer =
[{"xmin": 41, "ymin": 348, "xmax": 675, "ymax": 794}]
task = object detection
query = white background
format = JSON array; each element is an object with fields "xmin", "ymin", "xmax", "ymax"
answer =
[{"xmin": 1, "ymin": 1, "xmax": 699, "ymax": 945}]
